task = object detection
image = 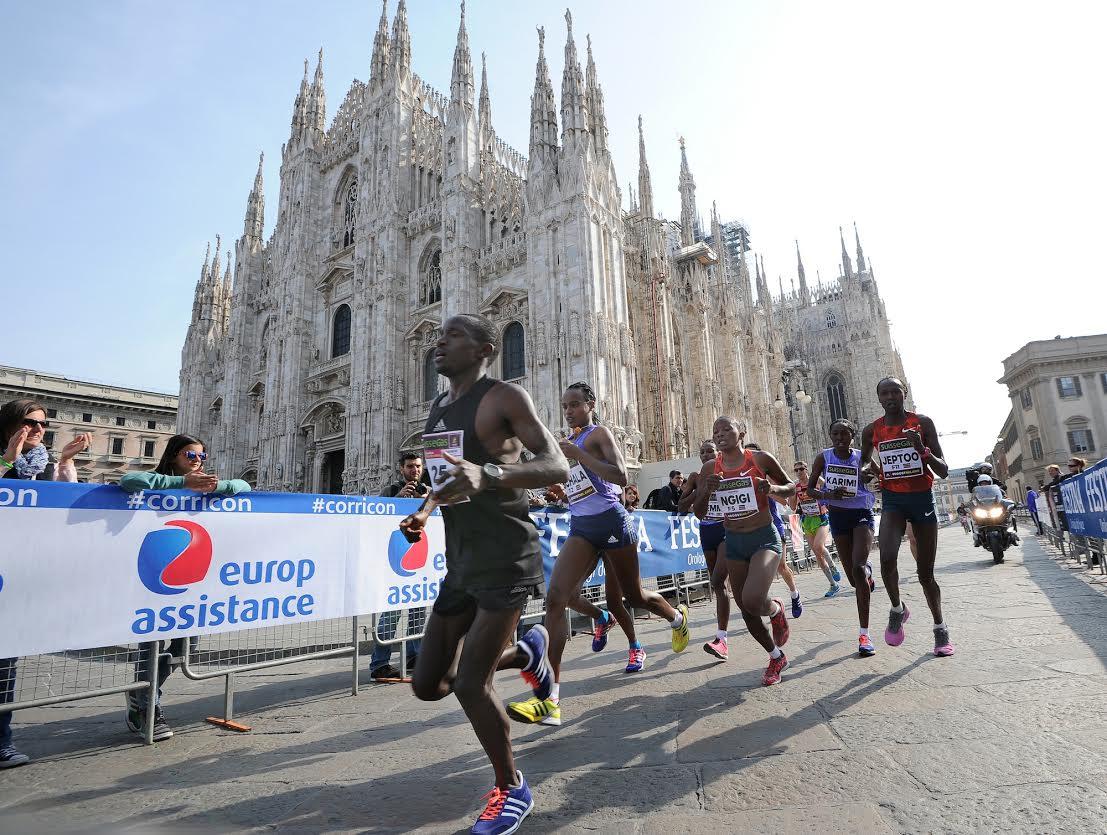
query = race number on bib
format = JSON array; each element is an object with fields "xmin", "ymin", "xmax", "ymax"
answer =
[
  {"xmin": 717, "ymin": 476, "xmax": 758, "ymax": 520},
  {"xmin": 565, "ymin": 462, "xmax": 597, "ymax": 504},
  {"xmin": 799, "ymin": 500, "xmax": 821, "ymax": 516},
  {"xmin": 422, "ymin": 430, "xmax": 470, "ymax": 504},
  {"xmin": 824, "ymin": 464, "xmax": 859, "ymax": 496},
  {"xmin": 877, "ymin": 438, "xmax": 924, "ymax": 480}
]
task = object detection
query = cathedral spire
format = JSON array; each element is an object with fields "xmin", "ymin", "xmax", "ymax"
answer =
[
  {"xmin": 450, "ymin": 1, "xmax": 474, "ymax": 109},
  {"xmin": 210, "ymin": 235, "xmax": 222, "ymax": 289},
  {"xmin": 478, "ymin": 52, "xmax": 492, "ymax": 144},
  {"xmin": 678, "ymin": 136, "xmax": 697, "ymax": 246},
  {"xmin": 560, "ymin": 10, "xmax": 589, "ymax": 141},
  {"xmin": 757, "ymin": 254, "xmax": 770, "ymax": 306},
  {"xmin": 370, "ymin": 0, "xmax": 391, "ymax": 86},
  {"xmin": 840, "ymin": 226, "xmax": 853, "ymax": 278},
  {"xmin": 584, "ymin": 34, "xmax": 608, "ymax": 156},
  {"xmin": 637, "ymin": 116, "xmax": 654, "ymax": 218},
  {"xmin": 391, "ymin": 0, "xmax": 411, "ymax": 79},
  {"xmin": 528, "ymin": 26, "xmax": 558, "ymax": 165},
  {"xmin": 854, "ymin": 222, "xmax": 866, "ymax": 273},
  {"xmin": 243, "ymin": 152, "xmax": 265, "ymax": 246},
  {"xmin": 290, "ymin": 59, "xmax": 309, "ymax": 137},
  {"xmin": 308, "ymin": 48, "xmax": 326, "ymax": 136},
  {"xmin": 796, "ymin": 240, "xmax": 809, "ymax": 305}
]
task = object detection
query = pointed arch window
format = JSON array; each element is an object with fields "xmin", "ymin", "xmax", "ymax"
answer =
[
  {"xmin": 502, "ymin": 322, "xmax": 525, "ymax": 380},
  {"xmin": 331, "ymin": 304, "xmax": 352, "ymax": 358},
  {"xmin": 421, "ymin": 250, "xmax": 442, "ymax": 307},
  {"xmin": 826, "ymin": 311, "xmax": 837, "ymax": 329},
  {"xmin": 826, "ymin": 374, "xmax": 848, "ymax": 424},
  {"xmin": 423, "ymin": 348, "xmax": 439, "ymax": 403},
  {"xmin": 342, "ymin": 179, "xmax": 357, "ymax": 248}
]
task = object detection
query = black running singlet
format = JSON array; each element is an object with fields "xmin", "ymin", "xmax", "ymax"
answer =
[{"xmin": 424, "ymin": 377, "xmax": 542, "ymax": 590}]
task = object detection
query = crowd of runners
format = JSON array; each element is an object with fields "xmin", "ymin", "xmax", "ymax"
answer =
[{"xmin": 392, "ymin": 313, "xmax": 956, "ymax": 834}]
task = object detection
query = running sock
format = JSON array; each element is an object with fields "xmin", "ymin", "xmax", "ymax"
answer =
[
  {"xmin": 715, "ymin": 630, "xmax": 727, "ymax": 641},
  {"xmin": 769, "ymin": 646, "xmax": 783, "ymax": 659},
  {"xmin": 790, "ymin": 590, "xmax": 800, "ymax": 601},
  {"xmin": 598, "ymin": 610, "xmax": 611, "ymax": 626},
  {"xmin": 933, "ymin": 621, "xmax": 945, "ymax": 631},
  {"xmin": 890, "ymin": 602, "xmax": 905, "ymax": 614},
  {"xmin": 630, "ymin": 640, "xmax": 642, "ymax": 650},
  {"xmin": 670, "ymin": 610, "xmax": 684, "ymax": 630},
  {"xmin": 769, "ymin": 600, "xmax": 782, "ymax": 617},
  {"xmin": 859, "ymin": 627, "xmax": 870, "ymax": 637},
  {"xmin": 550, "ymin": 683, "xmax": 560, "ymax": 703}
]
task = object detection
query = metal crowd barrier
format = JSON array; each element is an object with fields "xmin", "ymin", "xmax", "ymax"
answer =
[{"xmin": 1039, "ymin": 522, "xmax": 1107, "ymax": 576}]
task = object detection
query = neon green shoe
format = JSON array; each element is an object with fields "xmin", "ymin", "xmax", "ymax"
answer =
[
  {"xmin": 671, "ymin": 604, "xmax": 691, "ymax": 653},
  {"xmin": 506, "ymin": 696, "xmax": 561, "ymax": 726}
]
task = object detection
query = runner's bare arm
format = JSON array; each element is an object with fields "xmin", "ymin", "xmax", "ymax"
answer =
[
  {"xmin": 807, "ymin": 452, "xmax": 835, "ymax": 500},
  {"xmin": 677, "ymin": 473, "xmax": 699, "ymax": 514},
  {"xmin": 692, "ymin": 460, "xmax": 718, "ymax": 519},
  {"xmin": 917, "ymin": 415, "xmax": 949, "ymax": 479},
  {"xmin": 859, "ymin": 423, "xmax": 877, "ymax": 481},
  {"xmin": 755, "ymin": 451, "xmax": 796, "ymax": 498},
  {"xmin": 500, "ymin": 384, "xmax": 571, "ymax": 489},
  {"xmin": 569, "ymin": 424, "xmax": 628, "ymax": 486},
  {"xmin": 399, "ymin": 496, "xmax": 439, "ymax": 542}
]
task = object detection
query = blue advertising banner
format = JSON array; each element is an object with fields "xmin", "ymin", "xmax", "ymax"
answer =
[
  {"xmin": 1059, "ymin": 457, "xmax": 1107, "ymax": 538},
  {"xmin": 530, "ymin": 508, "xmax": 708, "ymax": 587}
]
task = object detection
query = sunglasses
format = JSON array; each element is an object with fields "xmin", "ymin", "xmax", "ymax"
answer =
[
  {"xmin": 183, "ymin": 450, "xmax": 209, "ymax": 462},
  {"xmin": 794, "ymin": 467, "xmax": 807, "ymax": 471},
  {"xmin": 23, "ymin": 418, "xmax": 50, "ymax": 430}
]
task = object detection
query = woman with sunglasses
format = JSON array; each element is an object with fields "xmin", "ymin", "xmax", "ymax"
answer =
[
  {"xmin": 0, "ymin": 399, "xmax": 90, "ymax": 768},
  {"xmin": 118, "ymin": 434, "xmax": 251, "ymax": 741},
  {"xmin": 788, "ymin": 460, "xmax": 844, "ymax": 598}
]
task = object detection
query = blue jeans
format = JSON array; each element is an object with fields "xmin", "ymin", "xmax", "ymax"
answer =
[
  {"xmin": 131, "ymin": 638, "xmax": 198, "ymax": 709},
  {"xmin": 370, "ymin": 611, "xmax": 421, "ymax": 672},
  {"xmin": 1, "ymin": 657, "xmax": 16, "ymax": 749}
]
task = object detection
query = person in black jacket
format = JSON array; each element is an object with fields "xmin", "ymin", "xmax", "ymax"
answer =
[{"xmin": 644, "ymin": 470, "xmax": 684, "ymax": 512}]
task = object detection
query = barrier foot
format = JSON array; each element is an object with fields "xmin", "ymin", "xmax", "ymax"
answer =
[
  {"xmin": 206, "ymin": 717, "xmax": 252, "ymax": 732},
  {"xmin": 371, "ymin": 677, "xmax": 412, "ymax": 684}
]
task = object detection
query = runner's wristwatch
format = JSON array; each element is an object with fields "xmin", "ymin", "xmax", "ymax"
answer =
[{"xmin": 482, "ymin": 463, "xmax": 504, "ymax": 487}]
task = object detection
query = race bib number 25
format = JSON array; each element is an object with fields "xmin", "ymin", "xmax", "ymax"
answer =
[{"xmin": 423, "ymin": 430, "xmax": 470, "ymax": 504}]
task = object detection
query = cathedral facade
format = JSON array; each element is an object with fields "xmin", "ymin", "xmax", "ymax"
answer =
[{"xmin": 179, "ymin": 2, "xmax": 912, "ymax": 494}]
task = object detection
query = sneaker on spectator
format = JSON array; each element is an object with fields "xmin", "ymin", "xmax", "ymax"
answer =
[
  {"xmin": 125, "ymin": 692, "xmax": 144, "ymax": 736},
  {"xmin": 0, "ymin": 746, "xmax": 30, "ymax": 768},
  {"xmin": 371, "ymin": 664, "xmax": 401, "ymax": 681},
  {"xmin": 151, "ymin": 706, "xmax": 173, "ymax": 742}
]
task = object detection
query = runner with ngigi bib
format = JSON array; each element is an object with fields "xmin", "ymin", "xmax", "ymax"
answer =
[
  {"xmin": 693, "ymin": 417, "xmax": 796, "ymax": 686},
  {"xmin": 860, "ymin": 377, "xmax": 953, "ymax": 657},
  {"xmin": 507, "ymin": 383, "xmax": 690, "ymax": 728}
]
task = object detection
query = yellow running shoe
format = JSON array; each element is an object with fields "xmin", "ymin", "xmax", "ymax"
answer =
[
  {"xmin": 506, "ymin": 696, "xmax": 561, "ymax": 726},
  {"xmin": 671, "ymin": 604, "xmax": 691, "ymax": 653}
]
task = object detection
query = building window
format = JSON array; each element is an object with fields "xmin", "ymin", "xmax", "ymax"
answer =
[
  {"xmin": 1020, "ymin": 388, "xmax": 1032, "ymax": 409},
  {"xmin": 147, "ymin": 420, "xmax": 157, "ymax": 430},
  {"xmin": 82, "ymin": 413, "xmax": 92, "ymax": 423},
  {"xmin": 826, "ymin": 374, "xmax": 848, "ymax": 423},
  {"xmin": 826, "ymin": 311, "xmax": 837, "ymax": 329},
  {"xmin": 116, "ymin": 416, "xmax": 126, "ymax": 427},
  {"xmin": 143, "ymin": 440, "xmax": 156, "ymax": 458},
  {"xmin": 423, "ymin": 349, "xmax": 439, "ymax": 403},
  {"xmin": 342, "ymin": 179, "xmax": 357, "ymax": 248},
  {"xmin": 47, "ymin": 408, "xmax": 57, "ymax": 418},
  {"xmin": 1029, "ymin": 437, "xmax": 1043, "ymax": 460},
  {"xmin": 331, "ymin": 304, "xmax": 352, "ymax": 358},
  {"xmin": 43, "ymin": 431, "xmax": 55, "ymax": 448},
  {"xmin": 421, "ymin": 250, "xmax": 442, "ymax": 307},
  {"xmin": 1056, "ymin": 375, "xmax": 1082, "ymax": 398},
  {"xmin": 502, "ymin": 322, "xmax": 526, "ymax": 380},
  {"xmin": 1067, "ymin": 429, "xmax": 1094, "ymax": 453},
  {"xmin": 111, "ymin": 437, "xmax": 125, "ymax": 456}
]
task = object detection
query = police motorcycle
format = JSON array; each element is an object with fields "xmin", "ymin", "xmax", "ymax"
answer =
[{"xmin": 969, "ymin": 476, "xmax": 1019, "ymax": 563}]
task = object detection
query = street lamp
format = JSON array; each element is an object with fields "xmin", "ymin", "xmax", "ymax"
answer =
[{"xmin": 776, "ymin": 362, "xmax": 811, "ymax": 461}]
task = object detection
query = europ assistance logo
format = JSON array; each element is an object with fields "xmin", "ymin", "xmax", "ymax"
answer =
[
  {"xmin": 137, "ymin": 520, "xmax": 213, "ymax": 595},
  {"xmin": 385, "ymin": 528, "xmax": 445, "ymax": 605}
]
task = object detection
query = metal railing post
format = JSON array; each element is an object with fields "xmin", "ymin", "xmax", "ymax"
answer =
[
  {"xmin": 224, "ymin": 672, "xmax": 235, "ymax": 722},
  {"xmin": 351, "ymin": 615, "xmax": 360, "ymax": 696},
  {"xmin": 144, "ymin": 641, "xmax": 159, "ymax": 745}
]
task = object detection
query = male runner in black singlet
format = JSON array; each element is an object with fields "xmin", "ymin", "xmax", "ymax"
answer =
[{"xmin": 400, "ymin": 314, "xmax": 569, "ymax": 835}]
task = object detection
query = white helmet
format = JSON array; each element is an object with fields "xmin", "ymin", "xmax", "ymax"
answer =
[
  {"xmin": 978, "ymin": 475, "xmax": 993, "ymax": 485},
  {"xmin": 980, "ymin": 463, "xmax": 994, "ymax": 473}
]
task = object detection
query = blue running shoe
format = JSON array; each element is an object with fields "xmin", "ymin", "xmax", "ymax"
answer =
[
  {"xmin": 790, "ymin": 594, "xmax": 803, "ymax": 619},
  {"xmin": 519, "ymin": 624, "xmax": 553, "ymax": 701},
  {"xmin": 471, "ymin": 771, "xmax": 534, "ymax": 835},
  {"xmin": 831, "ymin": 565, "xmax": 842, "ymax": 583},
  {"xmin": 591, "ymin": 610, "xmax": 614, "ymax": 652},
  {"xmin": 824, "ymin": 583, "xmax": 841, "ymax": 599}
]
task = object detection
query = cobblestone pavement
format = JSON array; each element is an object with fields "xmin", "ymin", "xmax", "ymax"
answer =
[{"xmin": 2, "ymin": 529, "xmax": 1106, "ymax": 833}]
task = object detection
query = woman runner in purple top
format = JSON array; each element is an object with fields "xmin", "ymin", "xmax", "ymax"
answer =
[
  {"xmin": 806, "ymin": 419, "xmax": 879, "ymax": 656},
  {"xmin": 506, "ymin": 382, "xmax": 691, "ymax": 727}
]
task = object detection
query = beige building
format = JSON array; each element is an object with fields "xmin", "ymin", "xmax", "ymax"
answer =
[
  {"xmin": 998, "ymin": 334, "xmax": 1107, "ymax": 489},
  {"xmin": 0, "ymin": 365, "xmax": 178, "ymax": 484}
]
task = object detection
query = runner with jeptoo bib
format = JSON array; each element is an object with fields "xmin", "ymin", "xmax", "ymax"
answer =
[
  {"xmin": 692, "ymin": 417, "xmax": 796, "ymax": 686},
  {"xmin": 401, "ymin": 314, "xmax": 570, "ymax": 835},
  {"xmin": 860, "ymin": 377, "xmax": 953, "ymax": 657},
  {"xmin": 507, "ymin": 383, "xmax": 690, "ymax": 728},
  {"xmin": 806, "ymin": 419, "xmax": 879, "ymax": 656}
]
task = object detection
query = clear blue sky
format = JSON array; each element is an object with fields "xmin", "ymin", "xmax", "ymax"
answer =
[{"xmin": 3, "ymin": 1, "xmax": 1105, "ymax": 467}]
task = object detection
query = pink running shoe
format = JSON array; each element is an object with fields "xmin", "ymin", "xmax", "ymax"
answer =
[
  {"xmin": 762, "ymin": 652, "xmax": 789, "ymax": 686},
  {"xmin": 769, "ymin": 598, "xmax": 790, "ymax": 647},
  {"xmin": 933, "ymin": 626, "xmax": 955, "ymax": 657},
  {"xmin": 703, "ymin": 636, "xmax": 728, "ymax": 661},
  {"xmin": 625, "ymin": 647, "xmax": 646, "ymax": 673},
  {"xmin": 884, "ymin": 604, "xmax": 910, "ymax": 647}
]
